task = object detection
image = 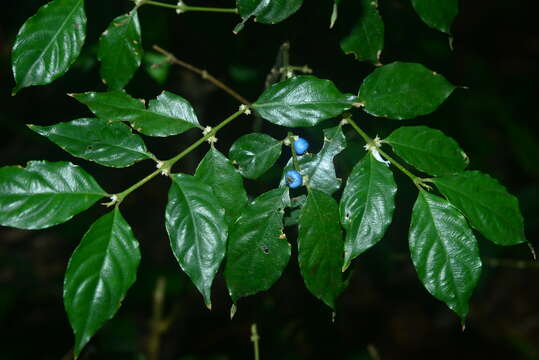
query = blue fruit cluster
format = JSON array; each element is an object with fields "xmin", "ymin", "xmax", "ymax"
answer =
[
  {"xmin": 293, "ymin": 137, "xmax": 309, "ymax": 155},
  {"xmin": 285, "ymin": 137, "xmax": 310, "ymax": 189}
]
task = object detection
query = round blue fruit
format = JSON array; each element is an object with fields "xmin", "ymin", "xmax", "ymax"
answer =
[
  {"xmin": 293, "ymin": 137, "xmax": 309, "ymax": 155},
  {"xmin": 285, "ymin": 170, "xmax": 303, "ymax": 189}
]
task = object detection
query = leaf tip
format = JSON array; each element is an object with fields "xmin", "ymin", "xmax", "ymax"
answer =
[
  {"xmin": 206, "ymin": 302, "xmax": 212, "ymax": 311},
  {"xmin": 230, "ymin": 303, "xmax": 237, "ymax": 319},
  {"xmin": 527, "ymin": 242, "xmax": 536, "ymax": 261}
]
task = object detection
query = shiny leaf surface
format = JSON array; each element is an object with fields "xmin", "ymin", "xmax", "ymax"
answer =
[
  {"xmin": 235, "ymin": 0, "xmax": 303, "ymax": 32},
  {"xmin": 409, "ymin": 191, "xmax": 481, "ymax": 320},
  {"xmin": 253, "ymin": 75, "xmax": 358, "ymax": 127},
  {"xmin": 225, "ymin": 188, "xmax": 291, "ymax": 303},
  {"xmin": 229, "ymin": 133, "xmax": 282, "ymax": 179},
  {"xmin": 340, "ymin": 153, "xmax": 397, "ymax": 271},
  {"xmin": 12, "ymin": 0, "xmax": 86, "ymax": 94},
  {"xmin": 0, "ymin": 161, "xmax": 106, "ymax": 229},
  {"xmin": 385, "ymin": 126, "xmax": 468, "ymax": 176},
  {"xmin": 433, "ymin": 171, "xmax": 526, "ymax": 246},
  {"xmin": 298, "ymin": 189, "xmax": 345, "ymax": 310},
  {"xmin": 166, "ymin": 174, "xmax": 228, "ymax": 308},
  {"xmin": 29, "ymin": 118, "xmax": 154, "ymax": 168},
  {"xmin": 411, "ymin": 0, "xmax": 458, "ymax": 34},
  {"xmin": 358, "ymin": 62, "xmax": 456, "ymax": 120},
  {"xmin": 64, "ymin": 209, "xmax": 140, "ymax": 356}
]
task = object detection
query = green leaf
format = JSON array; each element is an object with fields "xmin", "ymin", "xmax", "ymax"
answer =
[
  {"xmin": 409, "ymin": 191, "xmax": 481, "ymax": 320},
  {"xmin": 166, "ymin": 174, "xmax": 228, "ymax": 308},
  {"xmin": 11, "ymin": 0, "xmax": 86, "ymax": 94},
  {"xmin": 0, "ymin": 161, "xmax": 106, "ymax": 229},
  {"xmin": 195, "ymin": 147, "xmax": 248, "ymax": 225},
  {"xmin": 98, "ymin": 10, "xmax": 142, "ymax": 90},
  {"xmin": 28, "ymin": 118, "xmax": 154, "ymax": 168},
  {"xmin": 284, "ymin": 195, "xmax": 306, "ymax": 227},
  {"xmin": 433, "ymin": 171, "xmax": 526, "ymax": 246},
  {"xmin": 64, "ymin": 209, "xmax": 141, "ymax": 357},
  {"xmin": 281, "ymin": 126, "xmax": 346, "ymax": 195},
  {"xmin": 253, "ymin": 75, "xmax": 358, "ymax": 127},
  {"xmin": 340, "ymin": 0, "xmax": 384, "ymax": 64},
  {"xmin": 72, "ymin": 90, "xmax": 200, "ymax": 137},
  {"xmin": 358, "ymin": 62, "xmax": 456, "ymax": 120},
  {"xmin": 411, "ymin": 0, "xmax": 458, "ymax": 34},
  {"xmin": 225, "ymin": 188, "xmax": 291, "ymax": 303},
  {"xmin": 385, "ymin": 126, "xmax": 468, "ymax": 176},
  {"xmin": 229, "ymin": 133, "xmax": 282, "ymax": 179},
  {"xmin": 144, "ymin": 52, "xmax": 170, "ymax": 85},
  {"xmin": 340, "ymin": 153, "xmax": 396, "ymax": 271},
  {"xmin": 298, "ymin": 189, "xmax": 345, "ymax": 310},
  {"xmin": 235, "ymin": 0, "xmax": 303, "ymax": 32}
]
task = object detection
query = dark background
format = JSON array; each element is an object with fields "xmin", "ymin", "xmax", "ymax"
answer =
[{"xmin": 1, "ymin": 1, "xmax": 538, "ymax": 359}]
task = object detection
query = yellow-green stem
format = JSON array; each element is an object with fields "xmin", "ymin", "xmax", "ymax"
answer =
[{"xmin": 136, "ymin": 0, "xmax": 238, "ymax": 13}]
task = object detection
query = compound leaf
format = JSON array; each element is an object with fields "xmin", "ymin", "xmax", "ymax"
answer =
[
  {"xmin": 229, "ymin": 133, "xmax": 282, "ymax": 179},
  {"xmin": 411, "ymin": 0, "xmax": 458, "ymax": 34}
]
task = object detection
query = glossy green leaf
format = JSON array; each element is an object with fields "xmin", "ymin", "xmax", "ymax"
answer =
[
  {"xmin": 0, "ymin": 161, "xmax": 106, "ymax": 229},
  {"xmin": 225, "ymin": 188, "xmax": 291, "ymax": 303},
  {"xmin": 235, "ymin": 0, "xmax": 303, "ymax": 32},
  {"xmin": 253, "ymin": 75, "xmax": 358, "ymax": 127},
  {"xmin": 433, "ymin": 171, "xmax": 526, "ymax": 246},
  {"xmin": 411, "ymin": 0, "xmax": 458, "ymax": 34},
  {"xmin": 166, "ymin": 174, "xmax": 228, "ymax": 308},
  {"xmin": 144, "ymin": 52, "xmax": 170, "ymax": 85},
  {"xmin": 64, "ymin": 209, "xmax": 141, "ymax": 357},
  {"xmin": 98, "ymin": 10, "xmax": 142, "ymax": 90},
  {"xmin": 72, "ymin": 90, "xmax": 200, "ymax": 137},
  {"xmin": 340, "ymin": 0, "xmax": 384, "ymax": 64},
  {"xmin": 358, "ymin": 62, "xmax": 456, "ymax": 120},
  {"xmin": 340, "ymin": 153, "xmax": 396, "ymax": 271},
  {"xmin": 229, "ymin": 133, "xmax": 282, "ymax": 179},
  {"xmin": 284, "ymin": 195, "xmax": 306, "ymax": 227},
  {"xmin": 385, "ymin": 126, "xmax": 468, "ymax": 176},
  {"xmin": 409, "ymin": 191, "xmax": 481, "ymax": 320},
  {"xmin": 28, "ymin": 118, "xmax": 154, "ymax": 168},
  {"xmin": 281, "ymin": 126, "xmax": 346, "ymax": 195},
  {"xmin": 12, "ymin": 0, "xmax": 86, "ymax": 94},
  {"xmin": 195, "ymin": 147, "xmax": 248, "ymax": 225},
  {"xmin": 298, "ymin": 189, "xmax": 345, "ymax": 310}
]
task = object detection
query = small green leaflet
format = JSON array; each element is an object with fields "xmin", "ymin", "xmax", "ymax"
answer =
[
  {"xmin": 340, "ymin": 153, "xmax": 396, "ymax": 271},
  {"xmin": 72, "ymin": 90, "xmax": 200, "ymax": 137},
  {"xmin": 29, "ymin": 118, "xmax": 154, "ymax": 168},
  {"xmin": 229, "ymin": 133, "xmax": 282, "ymax": 179},
  {"xmin": 235, "ymin": 0, "xmax": 303, "ymax": 33},
  {"xmin": 225, "ymin": 187, "xmax": 291, "ymax": 303},
  {"xmin": 409, "ymin": 191, "xmax": 481, "ymax": 320},
  {"xmin": 358, "ymin": 62, "xmax": 456, "ymax": 120},
  {"xmin": 98, "ymin": 10, "xmax": 142, "ymax": 90},
  {"xmin": 194, "ymin": 147, "xmax": 248, "ymax": 225},
  {"xmin": 11, "ymin": 0, "xmax": 86, "ymax": 94},
  {"xmin": 340, "ymin": 0, "xmax": 384, "ymax": 64},
  {"xmin": 411, "ymin": 0, "xmax": 459, "ymax": 34},
  {"xmin": 144, "ymin": 52, "xmax": 170, "ymax": 85},
  {"xmin": 253, "ymin": 75, "xmax": 358, "ymax": 127},
  {"xmin": 298, "ymin": 189, "xmax": 345, "ymax": 310},
  {"xmin": 433, "ymin": 171, "xmax": 526, "ymax": 246},
  {"xmin": 385, "ymin": 126, "xmax": 468, "ymax": 176},
  {"xmin": 165, "ymin": 174, "xmax": 228, "ymax": 308},
  {"xmin": 0, "ymin": 161, "xmax": 106, "ymax": 229},
  {"xmin": 281, "ymin": 126, "xmax": 346, "ymax": 195},
  {"xmin": 64, "ymin": 209, "xmax": 141, "ymax": 357}
]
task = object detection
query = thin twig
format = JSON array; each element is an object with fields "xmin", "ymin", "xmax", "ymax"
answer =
[
  {"xmin": 152, "ymin": 45, "xmax": 251, "ymax": 105},
  {"xmin": 250, "ymin": 323, "xmax": 260, "ymax": 360},
  {"xmin": 147, "ymin": 276, "xmax": 167, "ymax": 360}
]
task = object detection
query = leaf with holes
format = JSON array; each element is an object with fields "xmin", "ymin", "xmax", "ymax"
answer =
[
  {"xmin": 64, "ymin": 209, "xmax": 141, "ymax": 357},
  {"xmin": 98, "ymin": 10, "xmax": 142, "ymax": 90},
  {"xmin": 340, "ymin": 153, "xmax": 396, "ymax": 271},
  {"xmin": 29, "ymin": 118, "xmax": 154, "ymax": 168},
  {"xmin": 298, "ymin": 189, "xmax": 345, "ymax": 310},
  {"xmin": 0, "ymin": 161, "xmax": 106, "ymax": 229},
  {"xmin": 358, "ymin": 62, "xmax": 456, "ymax": 120},
  {"xmin": 409, "ymin": 191, "xmax": 481, "ymax": 320},
  {"xmin": 433, "ymin": 171, "xmax": 526, "ymax": 246},
  {"xmin": 340, "ymin": 0, "xmax": 384, "ymax": 64},
  {"xmin": 229, "ymin": 133, "xmax": 282, "ymax": 179},
  {"xmin": 72, "ymin": 90, "xmax": 200, "ymax": 137},
  {"xmin": 385, "ymin": 126, "xmax": 468, "ymax": 176},
  {"xmin": 235, "ymin": 0, "xmax": 303, "ymax": 32},
  {"xmin": 225, "ymin": 187, "xmax": 291, "ymax": 303},
  {"xmin": 12, "ymin": 0, "xmax": 86, "ymax": 94},
  {"xmin": 166, "ymin": 174, "xmax": 228, "ymax": 308},
  {"xmin": 411, "ymin": 0, "xmax": 458, "ymax": 34},
  {"xmin": 253, "ymin": 75, "xmax": 358, "ymax": 127}
]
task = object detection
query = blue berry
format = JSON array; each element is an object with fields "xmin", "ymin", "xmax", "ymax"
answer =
[
  {"xmin": 293, "ymin": 137, "xmax": 309, "ymax": 155},
  {"xmin": 285, "ymin": 170, "xmax": 303, "ymax": 189}
]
